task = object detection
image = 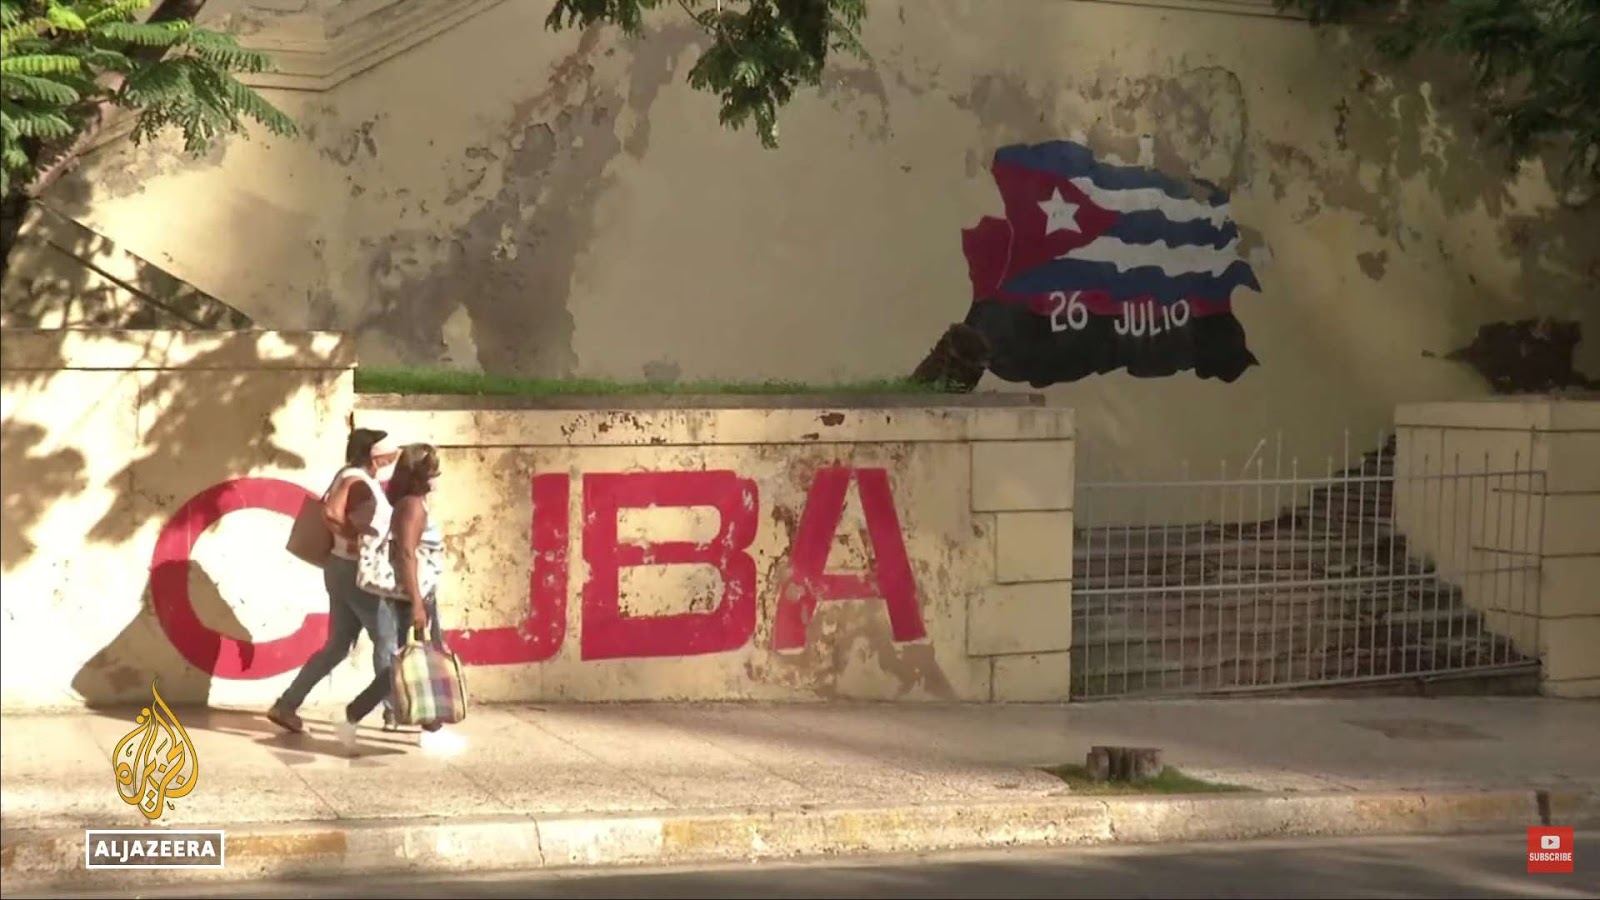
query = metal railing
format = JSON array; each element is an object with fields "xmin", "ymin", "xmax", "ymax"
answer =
[{"xmin": 1071, "ymin": 432, "xmax": 1545, "ymax": 699}]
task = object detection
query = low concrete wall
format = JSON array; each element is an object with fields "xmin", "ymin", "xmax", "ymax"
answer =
[
  {"xmin": 0, "ymin": 329, "xmax": 355, "ymax": 710},
  {"xmin": 354, "ymin": 398, "xmax": 1076, "ymax": 703},
  {"xmin": 1394, "ymin": 398, "xmax": 1600, "ymax": 698},
  {"xmin": 0, "ymin": 329, "xmax": 1076, "ymax": 708}
]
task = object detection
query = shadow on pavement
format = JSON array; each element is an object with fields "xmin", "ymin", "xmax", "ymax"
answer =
[{"xmin": 185, "ymin": 707, "xmax": 413, "ymax": 761}]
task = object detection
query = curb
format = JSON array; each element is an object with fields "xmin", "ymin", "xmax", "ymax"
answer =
[{"xmin": 5, "ymin": 788, "xmax": 1597, "ymax": 892}]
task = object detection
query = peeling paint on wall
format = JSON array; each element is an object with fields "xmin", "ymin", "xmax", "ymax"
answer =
[
  {"xmin": 1435, "ymin": 319, "xmax": 1598, "ymax": 393},
  {"xmin": 1356, "ymin": 250, "xmax": 1389, "ymax": 280},
  {"xmin": 138, "ymin": 461, "xmax": 950, "ymax": 703},
  {"xmin": 35, "ymin": 0, "xmax": 1600, "ymax": 480},
  {"xmin": 350, "ymin": 24, "xmax": 697, "ymax": 376},
  {"xmin": 820, "ymin": 65, "xmax": 894, "ymax": 144}
]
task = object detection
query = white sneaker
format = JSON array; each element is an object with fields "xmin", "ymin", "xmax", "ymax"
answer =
[
  {"xmin": 418, "ymin": 727, "xmax": 466, "ymax": 757},
  {"xmin": 334, "ymin": 719, "xmax": 359, "ymax": 750}
]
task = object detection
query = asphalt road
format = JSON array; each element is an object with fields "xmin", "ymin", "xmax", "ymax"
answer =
[{"xmin": 16, "ymin": 831, "xmax": 1599, "ymax": 900}]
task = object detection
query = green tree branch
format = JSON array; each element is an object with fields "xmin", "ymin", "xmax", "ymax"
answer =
[
  {"xmin": 1, "ymin": 0, "xmax": 869, "ymax": 275},
  {"xmin": 1275, "ymin": 0, "xmax": 1599, "ymax": 195},
  {"xmin": 546, "ymin": 0, "xmax": 868, "ymax": 148},
  {"xmin": 1, "ymin": 0, "xmax": 298, "ymax": 273},
  {"xmin": 2, "ymin": 0, "xmax": 297, "ymax": 200}
]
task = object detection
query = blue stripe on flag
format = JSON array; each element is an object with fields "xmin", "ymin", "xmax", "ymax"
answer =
[
  {"xmin": 994, "ymin": 141, "xmax": 1229, "ymax": 207},
  {"xmin": 1105, "ymin": 209, "xmax": 1239, "ymax": 250}
]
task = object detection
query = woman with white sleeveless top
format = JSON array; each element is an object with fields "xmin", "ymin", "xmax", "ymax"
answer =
[
  {"xmin": 266, "ymin": 430, "xmax": 399, "ymax": 734},
  {"xmin": 335, "ymin": 443, "xmax": 464, "ymax": 755}
]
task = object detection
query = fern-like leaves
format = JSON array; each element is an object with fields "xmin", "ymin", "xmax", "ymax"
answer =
[
  {"xmin": 0, "ymin": 0, "xmax": 297, "ymax": 199},
  {"xmin": 182, "ymin": 28, "xmax": 276, "ymax": 74},
  {"xmin": 97, "ymin": 18, "xmax": 189, "ymax": 47},
  {"xmin": 2, "ymin": 70, "xmax": 82, "ymax": 104},
  {"xmin": 1, "ymin": 52, "xmax": 83, "ymax": 74},
  {"xmin": 1, "ymin": 98, "xmax": 78, "ymax": 141},
  {"xmin": 121, "ymin": 55, "xmax": 292, "ymax": 153},
  {"xmin": 81, "ymin": 0, "xmax": 146, "ymax": 27},
  {"xmin": 1275, "ymin": 0, "xmax": 1599, "ymax": 195}
]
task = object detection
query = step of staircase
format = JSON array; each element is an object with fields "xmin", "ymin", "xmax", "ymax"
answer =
[{"xmin": 1070, "ymin": 435, "xmax": 1537, "ymax": 697}]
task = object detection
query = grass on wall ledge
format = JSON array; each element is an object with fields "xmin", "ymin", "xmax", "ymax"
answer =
[{"xmin": 354, "ymin": 367, "xmax": 953, "ymax": 397}]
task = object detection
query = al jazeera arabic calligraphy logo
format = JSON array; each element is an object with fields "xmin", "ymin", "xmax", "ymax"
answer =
[{"xmin": 112, "ymin": 679, "xmax": 199, "ymax": 820}]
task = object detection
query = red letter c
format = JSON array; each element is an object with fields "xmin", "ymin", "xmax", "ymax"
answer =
[{"xmin": 149, "ymin": 478, "xmax": 328, "ymax": 680}]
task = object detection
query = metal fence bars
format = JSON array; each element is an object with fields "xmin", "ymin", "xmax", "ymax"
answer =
[{"xmin": 1070, "ymin": 433, "xmax": 1545, "ymax": 699}]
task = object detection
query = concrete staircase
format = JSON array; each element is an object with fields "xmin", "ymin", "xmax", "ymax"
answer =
[
  {"xmin": 1, "ymin": 204, "xmax": 250, "ymax": 330},
  {"xmin": 1070, "ymin": 437, "xmax": 1539, "ymax": 698}
]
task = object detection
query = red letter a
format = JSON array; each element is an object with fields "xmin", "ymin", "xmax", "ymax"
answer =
[{"xmin": 771, "ymin": 467, "xmax": 927, "ymax": 651}]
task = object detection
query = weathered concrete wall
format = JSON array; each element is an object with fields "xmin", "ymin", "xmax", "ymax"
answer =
[
  {"xmin": 30, "ymin": 0, "xmax": 1600, "ymax": 476},
  {"xmin": 1394, "ymin": 398, "xmax": 1600, "ymax": 698},
  {"xmin": 0, "ymin": 333, "xmax": 1076, "ymax": 707},
  {"xmin": 0, "ymin": 329, "xmax": 355, "ymax": 711},
  {"xmin": 343, "ymin": 400, "xmax": 1076, "ymax": 703}
]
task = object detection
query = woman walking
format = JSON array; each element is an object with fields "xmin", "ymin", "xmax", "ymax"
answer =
[
  {"xmin": 267, "ymin": 429, "xmax": 399, "ymax": 734},
  {"xmin": 337, "ymin": 443, "xmax": 464, "ymax": 754}
]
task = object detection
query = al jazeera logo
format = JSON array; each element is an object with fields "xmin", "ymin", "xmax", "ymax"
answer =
[{"xmin": 85, "ymin": 680, "xmax": 225, "ymax": 871}]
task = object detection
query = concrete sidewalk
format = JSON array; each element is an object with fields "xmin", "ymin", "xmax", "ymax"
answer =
[{"xmin": 4, "ymin": 697, "xmax": 1599, "ymax": 891}]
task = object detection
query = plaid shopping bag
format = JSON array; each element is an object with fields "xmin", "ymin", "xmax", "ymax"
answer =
[{"xmin": 391, "ymin": 632, "xmax": 468, "ymax": 726}]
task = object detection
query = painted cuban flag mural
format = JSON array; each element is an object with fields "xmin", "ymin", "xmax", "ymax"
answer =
[{"xmin": 961, "ymin": 140, "xmax": 1262, "ymax": 386}]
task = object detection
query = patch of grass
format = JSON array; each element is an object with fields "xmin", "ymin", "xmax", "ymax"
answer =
[
  {"xmin": 1041, "ymin": 763, "xmax": 1253, "ymax": 795},
  {"xmin": 355, "ymin": 367, "xmax": 951, "ymax": 396}
]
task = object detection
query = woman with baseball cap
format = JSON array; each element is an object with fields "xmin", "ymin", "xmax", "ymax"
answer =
[{"xmin": 267, "ymin": 428, "xmax": 401, "ymax": 733}]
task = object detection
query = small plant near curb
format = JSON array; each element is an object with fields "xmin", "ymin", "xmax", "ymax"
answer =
[
  {"xmin": 355, "ymin": 367, "xmax": 957, "ymax": 397},
  {"xmin": 1041, "ymin": 763, "xmax": 1253, "ymax": 795}
]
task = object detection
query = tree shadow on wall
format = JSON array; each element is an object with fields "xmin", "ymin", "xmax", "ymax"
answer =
[
  {"xmin": 71, "ymin": 561, "xmax": 245, "ymax": 708},
  {"xmin": 0, "ymin": 419, "xmax": 88, "ymax": 571},
  {"xmin": 1273, "ymin": 38, "xmax": 1600, "ymax": 331},
  {"xmin": 0, "ymin": 198, "xmax": 261, "ymax": 573},
  {"xmin": 53, "ymin": 329, "xmax": 324, "ymax": 703},
  {"xmin": 81, "ymin": 335, "xmax": 312, "ymax": 550},
  {"xmin": 2, "ymin": 329, "xmax": 316, "ymax": 558},
  {"xmin": 2, "ymin": 208, "xmax": 339, "ymax": 706}
]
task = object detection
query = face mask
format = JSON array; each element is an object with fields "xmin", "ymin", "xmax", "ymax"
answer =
[
  {"xmin": 427, "ymin": 475, "xmax": 440, "ymax": 493},
  {"xmin": 375, "ymin": 462, "xmax": 397, "ymax": 482}
]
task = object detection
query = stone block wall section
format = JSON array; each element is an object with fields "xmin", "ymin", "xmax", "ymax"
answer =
[
  {"xmin": 1395, "ymin": 398, "xmax": 1600, "ymax": 698},
  {"xmin": 967, "ymin": 441, "xmax": 1076, "ymax": 702},
  {"xmin": 0, "ymin": 329, "xmax": 356, "ymax": 710},
  {"xmin": 2, "ymin": 325, "xmax": 1078, "ymax": 709},
  {"xmin": 1, "ymin": 333, "xmax": 1086, "ymax": 708},
  {"xmin": 354, "ymin": 396, "xmax": 1077, "ymax": 705}
]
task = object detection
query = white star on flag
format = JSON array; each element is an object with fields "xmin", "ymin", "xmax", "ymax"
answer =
[{"xmin": 1037, "ymin": 188, "xmax": 1080, "ymax": 235}]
